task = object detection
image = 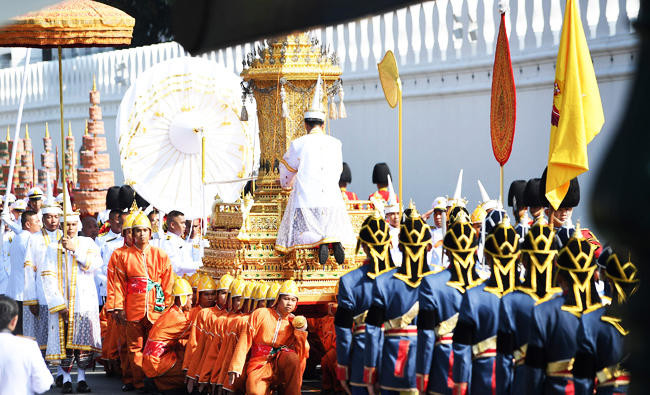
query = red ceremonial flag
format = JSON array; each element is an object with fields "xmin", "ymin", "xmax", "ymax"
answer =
[{"xmin": 490, "ymin": 12, "xmax": 517, "ymax": 166}]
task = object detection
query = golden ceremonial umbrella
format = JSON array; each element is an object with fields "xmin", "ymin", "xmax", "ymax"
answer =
[{"xmin": 0, "ymin": 0, "xmax": 134, "ymax": 232}]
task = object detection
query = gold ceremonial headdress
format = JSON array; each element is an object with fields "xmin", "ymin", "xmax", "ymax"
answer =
[
  {"xmin": 197, "ymin": 275, "xmax": 217, "ymax": 292},
  {"xmin": 443, "ymin": 216, "xmax": 480, "ymax": 293},
  {"xmin": 518, "ymin": 217, "xmax": 562, "ymax": 303},
  {"xmin": 556, "ymin": 223, "xmax": 602, "ymax": 316},
  {"xmin": 483, "ymin": 215, "xmax": 520, "ymax": 296},
  {"xmin": 172, "ymin": 277, "xmax": 193, "ymax": 307},
  {"xmin": 356, "ymin": 213, "xmax": 394, "ymax": 279},
  {"xmin": 394, "ymin": 202, "xmax": 433, "ymax": 287},
  {"xmin": 603, "ymin": 249, "xmax": 639, "ymax": 304}
]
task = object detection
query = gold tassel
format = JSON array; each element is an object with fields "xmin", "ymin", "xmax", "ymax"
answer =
[
  {"xmin": 240, "ymin": 100, "xmax": 248, "ymax": 121},
  {"xmin": 338, "ymin": 86, "xmax": 347, "ymax": 119},
  {"xmin": 329, "ymin": 96, "xmax": 338, "ymax": 120}
]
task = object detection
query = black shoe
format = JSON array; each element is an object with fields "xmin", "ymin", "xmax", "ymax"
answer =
[
  {"xmin": 61, "ymin": 381, "xmax": 73, "ymax": 394},
  {"xmin": 77, "ymin": 380, "xmax": 92, "ymax": 393},
  {"xmin": 122, "ymin": 383, "xmax": 136, "ymax": 392},
  {"xmin": 318, "ymin": 244, "xmax": 329, "ymax": 265},
  {"xmin": 55, "ymin": 375, "xmax": 63, "ymax": 388},
  {"xmin": 333, "ymin": 242, "xmax": 345, "ymax": 265}
]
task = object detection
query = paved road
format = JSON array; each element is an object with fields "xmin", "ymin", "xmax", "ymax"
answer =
[{"xmin": 44, "ymin": 366, "xmax": 322, "ymax": 394}]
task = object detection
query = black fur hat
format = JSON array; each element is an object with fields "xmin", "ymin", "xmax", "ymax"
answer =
[
  {"xmin": 118, "ymin": 185, "xmax": 135, "ymax": 210},
  {"xmin": 372, "ymin": 163, "xmax": 391, "ymax": 184},
  {"xmin": 340, "ymin": 162, "xmax": 352, "ymax": 184},
  {"xmin": 508, "ymin": 180, "xmax": 527, "ymax": 209},
  {"xmin": 540, "ymin": 168, "xmax": 580, "ymax": 208},
  {"xmin": 523, "ymin": 178, "xmax": 544, "ymax": 208},
  {"xmin": 105, "ymin": 186, "xmax": 121, "ymax": 210}
]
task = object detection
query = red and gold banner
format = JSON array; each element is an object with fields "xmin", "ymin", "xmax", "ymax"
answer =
[{"xmin": 490, "ymin": 13, "xmax": 516, "ymax": 166}]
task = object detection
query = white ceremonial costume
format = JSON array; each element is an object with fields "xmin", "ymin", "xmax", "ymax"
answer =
[
  {"xmin": 276, "ymin": 125, "xmax": 355, "ymax": 251},
  {"xmin": 23, "ymin": 228, "xmax": 62, "ymax": 350},
  {"xmin": 96, "ymin": 230, "xmax": 123, "ymax": 305},
  {"xmin": 388, "ymin": 224, "xmax": 402, "ymax": 267},
  {"xmin": 188, "ymin": 236, "xmax": 207, "ymax": 269},
  {"xmin": 6, "ymin": 229, "xmax": 32, "ymax": 302},
  {"xmin": 0, "ymin": 330, "xmax": 54, "ymax": 395},
  {"xmin": 0, "ymin": 230, "xmax": 14, "ymax": 295},
  {"xmin": 41, "ymin": 236, "xmax": 103, "ymax": 361},
  {"xmin": 427, "ymin": 226, "xmax": 446, "ymax": 270},
  {"xmin": 158, "ymin": 231, "xmax": 201, "ymax": 275}
]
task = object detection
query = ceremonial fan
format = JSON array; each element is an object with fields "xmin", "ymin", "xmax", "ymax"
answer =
[
  {"xmin": 377, "ymin": 50, "xmax": 403, "ymax": 210},
  {"xmin": 116, "ymin": 57, "xmax": 260, "ymax": 227}
]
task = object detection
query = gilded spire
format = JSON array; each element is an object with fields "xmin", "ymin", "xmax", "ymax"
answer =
[
  {"xmin": 24, "ymin": 123, "xmax": 29, "ymax": 139},
  {"xmin": 92, "ymin": 75, "xmax": 96, "ymax": 92},
  {"xmin": 84, "ymin": 120, "xmax": 88, "ymax": 136},
  {"xmin": 45, "ymin": 122, "xmax": 50, "ymax": 138},
  {"xmin": 5, "ymin": 125, "xmax": 9, "ymax": 141},
  {"xmin": 68, "ymin": 121, "xmax": 72, "ymax": 137}
]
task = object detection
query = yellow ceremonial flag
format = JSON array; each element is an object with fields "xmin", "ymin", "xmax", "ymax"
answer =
[{"xmin": 546, "ymin": 0, "xmax": 604, "ymax": 210}]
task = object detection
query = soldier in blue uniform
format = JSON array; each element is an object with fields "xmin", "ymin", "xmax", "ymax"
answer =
[
  {"xmin": 416, "ymin": 216, "xmax": 479, "ymax": 395},
  {"xmin": 525, "ymin": 225, "xmax": 603, "ymax": 394},
  {"xmin": 496, "ymin": 217, "xmax": 562, "ymax": 395},
  {"xmin": 451, "ymin": 212, "xmax": 519, "ymax": 395},
  {"xmin": 364, "ymin": 204, "xmax": 433, "ymax": 394},
  {"xmin": 507, "ymin": 180, "xmax": 529, "ymax": 243},
  {"xmin": 335, "ymin": 213, "xmax": 396, "ymax": 395},
  {"xmin": 573, "ymin": 247, "xmax": 638, "ymax": 394}
]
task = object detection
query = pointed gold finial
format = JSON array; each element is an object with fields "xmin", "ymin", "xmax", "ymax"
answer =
[
  {"xmin": 6, "ymin": 125, "xmax": 9, "ymax": 141},
  {"xmin": 67, "ymin": 121, "xmax": 72, "ymax": 137},
  {"xmin": 45, "ymin": 122, "xmax": 50, "ymax": 138},
  {"xmin": 574, "ymin": 220, "xmax": 584, "ymax": 239},
  {"xmin": 130, "ymin": 199, "xmax": 138, "ymax": 213},
  {"xmin": 24, "ymin": 123, "xmax": 29, "ymax": 139},
  {"xmin": 92, "ymin": 75, "xmax": 96, "ymax": 91},
  {"xmin": 84, "ymin": 120, "xmax": 88, "ymax": 136},
  {"xmin": 408, "ymin": 199, "xmax": 420, "ymax": 218}
]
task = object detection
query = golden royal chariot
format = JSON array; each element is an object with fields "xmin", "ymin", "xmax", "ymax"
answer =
[{"xmin": 200, "ymin": 33, "xmax": 374, "ymax": 309}]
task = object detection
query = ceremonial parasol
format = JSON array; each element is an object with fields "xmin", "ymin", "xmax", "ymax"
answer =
[
  {"xmin": 0, "ymin": 0, "xmax": 134, "ymax": 233},
  {"xmin": 490, "ymin": 8, "xmax": 517, "ymax": 202},
  {"xmin": 377, "ymin": 50, "xmax": 403, "ymax": 209},
  {"xmin": 116, "ymin": 56, "xmax": 260, "ymax": 222}
]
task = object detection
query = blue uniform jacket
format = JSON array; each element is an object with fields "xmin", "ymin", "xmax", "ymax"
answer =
[
  {"xmin": 416, "ymin": 269, "xmax": 466, "ymax": 395},
  {"xmin": 496, "ymin": 290, "xmax": 537, "ymax": 395},
  {"xmin": 526, "ymin": 295, "xmax": 584, "ymax": 395},
  {"xmin": 574, "ymin": 307, "xmax": 629, "ymax": 395},
  {"xmin": 452, "ymin": 283, "xmax": 500, "ymax": 395},
  {"xmin": 335, "ymin": 263, "xmax": 382, "ymax": 387},
  {"xmin": 364, "ymin": 268, "xmax": 423, "ymax": 392}
]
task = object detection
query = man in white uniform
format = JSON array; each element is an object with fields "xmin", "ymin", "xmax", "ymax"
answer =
[
  {"xmin": 4, "ymin": 210, "xmax": 41, "ymax": 335},
  {"xmin": 381, "ymin": 176, "xmax": 402, "ymax": 267},
  {"xmin": 23, "ymin": 199, "xmax": 63, "ymax": 353},
  {"xmin": 276, "ymin": 75, "xmax": 354, "ymax": 265},
  {"xmin": 41, "ymin": 212, "xmax": 103, "ymax": 393},
  {"xmin": 158, "ymin": 210, "xmax": 200, "ymax": 275},
  {"xmin": 187, "ymin": 218, "xmax": 206, "ymax": 269},
  {"xmin": 0, "ymin": 295, "xmax": 53, "ymax": 395},
  {"xmin": 95, "ymin": 209, "xmax": 124, "ymax": 307}
]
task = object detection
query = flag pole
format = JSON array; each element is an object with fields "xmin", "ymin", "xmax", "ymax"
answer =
[
  {"xmin": 58, "ymin": 46, "xmax": 67, "ymax": 235},
  {"xmin": 398, "ymin": 83, "xmax": 403, "ymax": 213},
  {"xmin": 499, "ymin": 165, "xmax": 504, "ymax": 204}
]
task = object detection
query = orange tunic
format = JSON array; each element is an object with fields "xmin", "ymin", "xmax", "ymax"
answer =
[
  {"xmin": 229, "ymin": 308, "xmax": 309, "ymax": 395},
  {"xmin": 183, "ymin": 305, "xmax": 226, "ymax": 376},
  {"xmin": 229, "ymin": 307, "xmax": 309, "ymax": 375},
  {"xmin": 142, "ymin": 305, "xmax": 191, "ymax": 379},
  {"xmin": 105, "ymin": 245, "xmax": 128, "ymax": 312},
  {"xmin": 196, "ymin": 312, "xmax": 235, "ymax": 384},
  {"xmin": 113, "ymin": 245, "xmax": 174, "ymax": 323},
  {"xmin": 210, "ymin": 313, "xmax": 248, "ymax": 386}
]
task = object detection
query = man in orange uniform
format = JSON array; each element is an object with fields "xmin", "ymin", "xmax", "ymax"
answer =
[
  {"xmin": 184, "ymin": 273, "xmax": 233, "ymax": 390},
  {"xmin": 308, "ymin": 302, "xmax": 340, "ymax": 394},
  {"xmin": 142, "ymin": 277, "xmax": 193, "ymax": 393},
  {"xmin": 199, "ymin": 278, "xmax": 248, "ymax": 393},
  {"xmin": 187, "ymin": 275, "xmax": 217, "ymax": 323},
  {"xmin": 104, "ymin": 207, "xmax": 136, "ymax": 389},
  {"xmin": 113, "ymin": 211, "xmax": 174, "ymax": 391},
  {"xmin": 227, "ymin": 279, "xmax": 310, "ymax": 395}
]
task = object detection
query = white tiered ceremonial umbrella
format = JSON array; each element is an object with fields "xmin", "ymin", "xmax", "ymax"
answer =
[{"xmin": 116, "ymin": 56, "xmax": 259, "ymax": 221}]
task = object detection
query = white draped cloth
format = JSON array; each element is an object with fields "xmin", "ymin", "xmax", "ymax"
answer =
[
  {"xmin": 41, "ymin": 236, "xmax": 103, "ymax": 361},
  {"xmin": 23, "ymin": 228, "xmax": 62, "ymax": 349},
  {"xmin": 276, "ymin": 126, "xmax": 355, "ymax": 251}
]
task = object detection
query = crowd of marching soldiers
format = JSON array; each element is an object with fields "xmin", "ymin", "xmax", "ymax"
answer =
[{"xmin": 334, "ymin": 172, "xmax": 636, "ymax": 395}]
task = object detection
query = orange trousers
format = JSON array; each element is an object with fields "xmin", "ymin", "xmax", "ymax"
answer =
[
  {"xmin": 321, "ymin": 348, "xmax": 342, "ymax": 391},
  {"xmin": 152, "ymin": 361, "xmax": 185, "ymax": 391},
  {"xmin": 126, "ymin": 318, "xmax": 153, "ymax": 389},
  {"xmin": 117, "ymin": 321, "xmax": 133, "ymax": 385},
  {"xmin": 245, "ymin": 351, "xmax": 303, "ymax": 395}
]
